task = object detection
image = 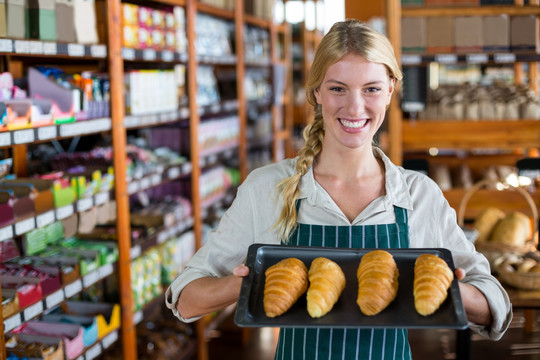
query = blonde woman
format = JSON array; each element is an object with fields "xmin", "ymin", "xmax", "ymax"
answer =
[{"xmin": 166, "ymin": 20, "xmax": 511, "ymax": 358}]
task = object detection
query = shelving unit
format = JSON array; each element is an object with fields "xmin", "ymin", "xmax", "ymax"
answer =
[{"xmin": 0, "ymin": 1, "xmax": 293, "ymax": 360}]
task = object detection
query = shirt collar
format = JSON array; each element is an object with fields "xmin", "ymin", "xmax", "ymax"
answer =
[{"xmin": 297, "ymin": 147, "xmax": 414, "ymax": 211}]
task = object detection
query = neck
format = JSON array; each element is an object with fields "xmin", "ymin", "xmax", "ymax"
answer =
[{"xmin": 315, "ymin": 145, "xmax": 380, "ymax": 179}]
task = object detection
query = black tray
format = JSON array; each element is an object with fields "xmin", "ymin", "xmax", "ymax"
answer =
[{"xmin": 234, "ymin": 244, "xmax": 468, "ymax": 329}]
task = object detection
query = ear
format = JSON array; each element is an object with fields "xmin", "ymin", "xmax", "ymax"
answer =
[
  {"xmin": 386, "ymin": 78, "xmax": 396, "ymax": 106},
  {"xmin": 314, "ymin": 88, "xmax": 322, "ymax": 105}
]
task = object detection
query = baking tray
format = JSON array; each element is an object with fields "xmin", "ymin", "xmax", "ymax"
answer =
[{"xmin": 234, "ymin": 244, "xmax": 468, "ymax": 329}]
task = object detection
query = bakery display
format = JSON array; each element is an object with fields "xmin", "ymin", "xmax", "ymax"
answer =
[
  {"xmin": 306, "ymin": 257, "xmax": 346, "ymax": 318},
  {"xmin": 494, "ymin": 252, "xmax": 540, "ymax": 290},
  {"xmin": 356, "ymin": 250, "xmax": 399, "ymax": 316},
  {"xmin": 414, "ymin": 254, "xmax": 454, "ymax": 316},
  {"xmin": 263, "ymin": 257, "xmax": 308, "ymax": 318},
  {"xmin": 473, "ymin": 207, "xmax": 506, "ymax": 243},
  {"xmin": 490, "ymin": 211, "xmax": 532, "ymax": 247}
]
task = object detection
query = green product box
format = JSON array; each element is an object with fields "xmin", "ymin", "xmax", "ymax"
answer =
[{"xmin": 27, "ymin": 0, "xmax": 56, "ymax": 41}]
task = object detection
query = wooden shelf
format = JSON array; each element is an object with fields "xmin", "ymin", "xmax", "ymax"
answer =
[
  {"xmin": 403, "ymin": 120, "xmax": 540, "ymax": 151},
  {"xmin": 196, "ymin": 2, "xmax": 235, "ymax": 19},
  {"xmin": 402, "ymin": 5, "xmax": 540, "ymax": 17}
]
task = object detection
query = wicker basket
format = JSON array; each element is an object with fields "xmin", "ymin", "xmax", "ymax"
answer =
[
  {"xmin": 457, "ymin": 179, "xmax": 539, "ymax": 266},
  {"xmin": 496, "ymin": 268, "xmax": 540, "ymax": 290}
]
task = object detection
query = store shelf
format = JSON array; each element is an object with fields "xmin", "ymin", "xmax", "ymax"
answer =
[
  {"xmin": 402, "ymin": 52, "xmax": 540, "ymax": 66},
  {"xmin": 402, "ymin": 120, "xmax": 540, "ymax": 151},
  {"xmin": 0, "ymin": 39, "xmax": 107, "ymax": 59},
  {"xmin": 402, "ymin": 5, "xmax": 540, "ymax": 17}
]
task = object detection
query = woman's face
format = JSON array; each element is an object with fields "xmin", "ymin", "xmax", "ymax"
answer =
[{"xmin": 314, "ymin": 53, "xmax": 395, "ymax": 152}]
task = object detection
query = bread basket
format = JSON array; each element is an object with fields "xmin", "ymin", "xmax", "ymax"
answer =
[
  {"xmin": 493, "ymin": 253, "xmax": 540, "ymax": 290},
  {"xmin": 457, "ymin": 179, "xmax": 539, "ymax": 267}
]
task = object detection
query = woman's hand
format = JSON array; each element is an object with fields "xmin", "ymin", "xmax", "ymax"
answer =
[
  {"xmin": 177, "ymin": 264, "xmax": 250, "ymax": 319},
  {"xmin": 455, "ymin": 268, "xmax": 493, "ymax": 326}
]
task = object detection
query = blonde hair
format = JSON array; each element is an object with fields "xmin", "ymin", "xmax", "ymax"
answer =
[{"xmin": 274, "ymin": 19, "xmax": 403, "ymax": 242}]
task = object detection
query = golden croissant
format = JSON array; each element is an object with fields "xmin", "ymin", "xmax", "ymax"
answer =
[
  {"xmin": 414, "ymin": 254, "xmax": 453, "ymax": 316},
  {"xmin": 264, "ymin": 258, "xmax": 308, "ymax": 318},
  {"xmin": 356, "ymin": 250, "xmax": 399, "ymax": 316},
  {"xmin": 306, "ymin": 257, "xmax": 346, "ymax": 318}
]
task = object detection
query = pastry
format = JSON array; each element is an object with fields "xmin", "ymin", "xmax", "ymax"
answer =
[
  {"xmin": 264, "ymin": 258, "xmax": 308, "ymax": 318},
  {"xmin": 356, "ymin": 250, "xmax": 399, "ymax": 316},
  {"xmin": 306, "ymin": 257, "xmax": 346, "ymax": 318},
  {"xmin": 414, "ymin": 254, "xmax": 453, "ymax": 316},
  {"xmin": 491, "ymin": 211, "xmax": 532, "ymax": 246},
  {"xmin": 473, "ymin": 207, "xmax": 505, "ymax": 243}
]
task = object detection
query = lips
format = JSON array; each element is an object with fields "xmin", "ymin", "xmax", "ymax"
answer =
[{"xmin": 338, "ymin": 118, "xmax": 368, "ymax": 129}]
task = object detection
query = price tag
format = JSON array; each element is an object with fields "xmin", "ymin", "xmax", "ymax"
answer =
[
  {"xmin": 45, "ymin": 289, "xmax": 65, "ymax": 309},
  {"xmin": 466, "ymin": 53, "xmax": 488, "ymax": 64},
  {"xmin": 95, "ymin": 192, "xmax": 109, "ymax": 205},
  {"xmin": 0, "ymin": 132, "xmax": 11, "ymax": 147},
  {"xmin": 4, "ymin": 314, "xmax": 21, "ymax": 333},
  {"xmin": 102, "ymin": 330, "xmax": 119, "ymax": 349},
  {"xmin": 142, "ymin": 48, "xmax": 156, "ymax": 61},
  {"xmin": 157, "ymin": 231, "xmax": 168, "ymax": 244},
  {"xmin": 98, "ymin": 263, "xmax": 114, "ymax": 279},
  {"xmin": 94, "ymin": 118, "xmax": 111, "ymax": 131},
  {"xmin": 494, "ymin": 53, "xmax": 516, "ymax": 63},
  {"xmin": 13, "ymin": 129, "xmax": 35, "ymax": 144},
  {"xmin": 36, "ymin": 210, "xmax": 55, "ymax": 228},
  {"xmin": 67, "ymin": 43, "xmax": 85, "ymax": 57},
  {"xmin": 130, "ymin": 245, "xmax": 141, "ymax": 260},
  {"xmin": 23, "ymin": 301, "xmax": 44, "ymax": 320},
  {"xmin": 64, "ymin": 279, "xmax": 83, "ymax": 298},
  {"xmin": 140, "ymin": 177, "xmax": 151, "ymax": 190},
  {"xmin": 179, "ymin": 53, "xmax": 188, "ymax": 62},
  {"xmin": 0, "ymin": 39, "xmax": 13, "ymax": 52},
  {"xmin": 151, "ymin": 174, "xmax": 162, "ymax": 186},
  {"xmin": 0, "ymin": 225, "xmax": 13, "ymax": 241},
  {"xmin": 162, "ymin": 50, "xmax": 174, "ymax": 62},
  {"xmin": 180, "ymin": 107, "xmax": 190, "ymax": 119},
  {"xmin": 435, "ymin": 54, "xmax": 458, "ymax": 64},
  {"xmin": 56, "ymin": 204, "xmax": 74, "ymax": 220},
  {"xmin": 167, "ymin": 167, "xmax": 180, "ymax": 179},
  {"xmin": 128, "ymin": 181, "xmax": 139, "ymax": 194},
  {"xmin": 133, "ymin": 310, "xmax": 143, "ymax": 324},
  {"xmin": 77, "ymin": 197, "xmax": 93, "ymax": 212},
  {"xmin": 28, "ymin": 40, "xmax": 43, "ymax": 54},
  {"xmin": 43, "ymin": 42, "xmax": 57, "ymax": 55},
  {"xmin": 401, "ymin": 54, "xmax": 422, "ymax": 65},
  {"xmin": 59, "ymin": 123, "xmax": 80, "ymax": 137},
  {"xmin": 182, "ymin": 162, "xmax": 192, "ymax": 174},
  {"xmin": 122, "ymin": 47, "xmax": 136, "ymax": 60},
  {"xmin": 90, "ymin": 44, "xmax": 107, "ymax": 58},
  {"xmin": 76, "ymin": 356, "xmax": 84, "ymax": 360},
  {"xmin": 124, "ymin": 116, "xmax": 139, "ymax": 128},
  {"xmin": 37, "ymin": 125, "xmax": 57, "ymax": 140},
  {"xmin": 15, "ymin": 217, "xmax": 35, "ymax": 235},
  {"xmin": 85, "ymin": 343, "xmax": 102, "ymax": 360},
  {"xmin": 83, "ymin": 270, "xmax": 100, "ymax": 287},
  {"xmin": 14, "ymin": 40, "xmax": 30, "ymax": 53},
  {"xmin": 210, "ymin": 104, "xmax": 220, "ymax": 113}
]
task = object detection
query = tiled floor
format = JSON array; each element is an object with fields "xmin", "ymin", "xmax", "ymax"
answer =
[{"xmin": 208, "ymin": 309, "xmax": 540, "ymax": 359}]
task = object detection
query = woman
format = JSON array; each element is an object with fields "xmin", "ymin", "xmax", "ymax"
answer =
[{"xmin": 166, "ymin": 19, "xmax": 512, "ymax": 358}]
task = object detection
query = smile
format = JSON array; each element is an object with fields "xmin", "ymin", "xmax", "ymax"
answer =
[{"xmin": 339, "ymin": 118, "xmax": 368, "ymax": 129}]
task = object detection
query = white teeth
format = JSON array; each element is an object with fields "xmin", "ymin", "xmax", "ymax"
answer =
[{"xmin": 339, "ymin": 119, "xmax": 367, "ymax": 128}]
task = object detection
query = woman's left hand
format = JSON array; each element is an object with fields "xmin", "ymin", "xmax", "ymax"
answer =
[{"xmin": 455, "ymin": 268, "xmax": 493, "ymax": 326}]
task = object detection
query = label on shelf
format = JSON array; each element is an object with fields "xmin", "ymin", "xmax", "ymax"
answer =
[
  {"xmin": 98, "ymin": 263, "xmax": 114, "ymax": 279},
  {"xmin": 102, "ymin": 330, "xmax": 119, "ymax": 349},
  {"xmin": 142, "ymin": 49, "xmax": 157, "ymax": 61},
  {"xmin": 45, "ymin": 289, "xmax": 65, "ymax": 309},
  {"xmin": 130, "ymin": 245, "xmax": 141, "ymax": 259},
  {"xmin": 64, "ymin": 279, "xmax": 83, "ymax": 298},
  {"xmin": 77, "ymin": 197, "xmax": 94, "ymax": 212},
  {"xmin": 124, "ymin": 115, "xmax": 139, "ymax": 128},
  {"xmin": 94, "ymin": 192, "xmax": 110, "ymax": 205},
  {"xmin": 494, "ymin": 53, "xmax": 516, "ymax": 63},
  {"xmin": 37, "ymin": 125, "xmax": 57, "ymax": 140},
  {"xmin": 43, "ymin": 42, "xmax": 57, "ymax": 55},
  {"xmin": 36, "ymin": 210, "xmax": 55, "ymax": 228},
  {"xmin": 128, "ymin": 181, "xmax": 139, "ymax": 194},
  {"xmin": 67, "ymin": 43, "xmax": 85, "ymax": 57},
  {"xmin": 60, "ymin": 122, "xmax": 82, "ymax": 137},
  {"xmin": 4, "ymin": 314, "xmax": 22, "ymax": 333},
  {"xmin": 13, "ymin": 129, "xmax": 35, "ymax": 144},
  {"xmin": 182, "ymin": 162, "xmax": 192, "ymax": 174},
  {"xmin": 434, "ymin": 54, "xmax": 457, "ymax": 64},
  {"xmin": 122, "ymin": 47, "xmax": 136, "ymax": 60},
  {"xmin": 15, "ymin": 217, "xmax": 35, "ymax": 235},
  {"xmin": 180, "ymin": 107, "xmax": 190, "ymax": 119},
  {"xmin": 90, "ymin": 44, "xmax": 107, "ymax": 58},
  {"xmin": 162, "ymin": 50, "xmax": 174, "ymax": 62},
  {"xmin": 23, "ymin": 301, "xmax": 43, "ymax": 321},
  {"xmin": 466, "ymin": 53, "xmax": 488, "ymax": 64},
  {"xmin": 0, "ymin": 39, "xmax": 13, "ymax": 52},
  {"xmin": 151, "ymin": 173, "xmax": 162, "ymax": 186},
  {"xmin": 56, "ymin": 204, "xmax": 74, "ymax": 220},
  {"xmin": 0, "ymin": 225, "xmax": 13, "ymax": 241},
  {"xmin": 28, "ymin": 40, "xmax": 43, "ymax": 54},
  {"xmin": 401, "ymin": 54, "xmax": 422, "ymax": 65},
  {"xmin": 167, "ymin": 167, "xmax": 181, "ymax": 179},
  {"xmin": 0, "ymin": 132, "xmax": 11, "ymax": 147},
  {"xmin": 133, "ymin": 310, "xmax": 143, "ymax": 324},
  {"xmin": 140, "ymin": 177, "xmax": 151, "ymax": 190},
  {"xmin": 91, "ymin": 118, "xmax": 112, "ymax": 132},
  {"xmin": 14, "ymin": 40, "xmax": 30, "ymax": 54},
  {"xmin": 83, "ymin": 270, "xmax": 100, "ymax": 288},
  {"xmin": 85, "ymin": 343, "xmax": 102, "ymax": 360}
]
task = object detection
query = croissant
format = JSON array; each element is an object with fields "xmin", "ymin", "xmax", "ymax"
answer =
[
  {"xmin": 414, "ymin": 254, "xmax": 453, "ymax": 316},
  {"xmin": 356, "ymin": 250, "xmax": 399, "ymax": 316},
  {"xmin": 306, "ymin": 257, "xmax": 346, "ymax": 318},
  {"xmin": 264, "ymin": 258, "xmax": 308, "ymax": 318}
]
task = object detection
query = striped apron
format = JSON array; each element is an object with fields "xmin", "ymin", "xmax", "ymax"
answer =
[{"xmin": 274, "ymin": 204, "xmax": 413, "ymax": 360}]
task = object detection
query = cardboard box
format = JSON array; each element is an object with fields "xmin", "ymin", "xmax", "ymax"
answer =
[
  {"xmin": 55, "ymin": 0, "xmax": 76, "ymax": 43},
  {"xmin": 426, "ymin": 17, "xmax": 454, "ymax": 54},
  {"xmin": 6, "ymin": 335, "xmax": 64, "ymax": 360},
  {"xmin": 401, "ymin": 17, "xmax": 426, "ymax": 53},
  {"xmin": 511, "ymin": 15, "xmax": 539, "ymax": 52},
  {"xmin": 454, "ymin": 16, "xmax": 483, "ymax": 53},
  {"xmin": 6, "ymin": 0, "xmax": 26, "ymax": 39},
  {"xmin": 27, "ymin": 0, "xmax": 57, "ymax": 41}
]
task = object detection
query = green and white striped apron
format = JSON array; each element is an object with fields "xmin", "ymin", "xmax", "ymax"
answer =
[{"xmin": 274, "ymin": 203, "xmax": 413, "ymax": 360}]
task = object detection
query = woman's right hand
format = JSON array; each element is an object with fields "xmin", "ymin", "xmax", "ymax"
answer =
[{"xmin": 233, "ymin": 264, "xmax": 250, "ymax": 277}]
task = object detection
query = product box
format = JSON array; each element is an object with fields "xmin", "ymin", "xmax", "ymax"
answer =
[
  {"xmin": 454, "ymin": 16, "xmax": 483, "ymax": 53},
  {"xmin": 6, "ymin": 334, "xmax": 63, "ymax": 360},
  {"xmin": 2, "ymin": 178, "xmax": 55, "ymax": 214},
  {"xmin": 426, "ymin": 16, "xmax": 454, "ymax": 54},
  {"xmin": 401, "ymin": 17, "xmax": 426, "ymax": 53},
  {"xmin": 2, "ymin": 281, "xmax": 42, "ymax": 309},
  {"xmin": 6, "ymin": 0, "xmax": 26, "ymax": 39},
  {"xmin": 73, "ymin": 0, "xmax": 98, "ymax": 44},
  {"xmin": 55, "ymin": 0, "xmax": 76, "ymax": 43},
  {"xmin": 511, "ymin": 15, "xmax": 539, "ymax": 52},
  {"xmin": 0, "ymin": 189, "xmax": 15, "ymax": 227},
  {"xmin": 27, "ymin": 0, "xmax": 57, "ymax": 41},
  {"xmin": 5, "ymin": 99, "xmax": 32, "ymax": 130},
  {"xmin": 0, "ymin": 0, "xmax": 6, "ymax": 37},
  {"xmin": 0, "ymin": 185, "xmax": 35, "ymax": 221}
]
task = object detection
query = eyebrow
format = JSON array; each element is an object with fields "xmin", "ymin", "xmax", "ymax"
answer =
[{"xmin": 325, "ymin": 79, "xmax": 386, "ymax": 86}]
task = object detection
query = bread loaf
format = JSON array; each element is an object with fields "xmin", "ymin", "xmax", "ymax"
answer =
[
  {"xmin": 306, "ymin": 257, "xmax": 346, "ymax": 318},
  {"xmin": 414, "ymin": 254, "xmax": 453, "ymax": 316},
  {"xmin": 473, "ymin": 207, "xmax": 505, "ymax": 243},
  {"xmin": 491, "ymin": 211, "xmax": 532, "ymax": 246},
  {"xmin": 356, "ymin": 250, "xmax": 399, "ymax": 316},
  {"xmin": 264, "ymin": 258, "xmax": 308, "ymax": 318}
]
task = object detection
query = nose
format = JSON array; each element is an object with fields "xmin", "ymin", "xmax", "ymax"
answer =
[{"xmin": 346, "ymin": 90, "xmax": 365, "ymax": 116}]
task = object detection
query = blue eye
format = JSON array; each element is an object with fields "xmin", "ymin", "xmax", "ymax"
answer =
[{"xmin": 329, "ymin": 86, "xmax": 344, "ymax": 92}]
